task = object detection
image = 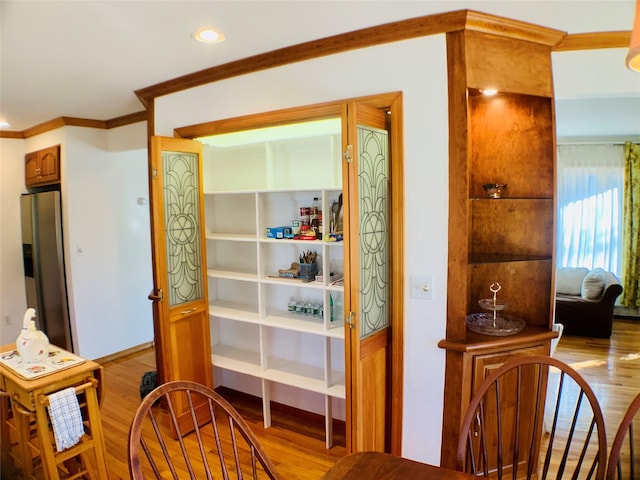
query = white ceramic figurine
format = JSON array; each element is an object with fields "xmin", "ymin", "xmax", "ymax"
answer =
[{"xmin": 16, "ymin": 308, "xmax": 49, "ymax": 362}]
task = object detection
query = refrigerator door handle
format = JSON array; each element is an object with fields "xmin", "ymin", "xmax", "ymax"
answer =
[{"xmin": 148, "ymin": 289, "xmax": 163, "ymax": 302}]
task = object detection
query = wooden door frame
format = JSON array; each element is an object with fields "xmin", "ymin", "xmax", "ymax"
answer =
[{"xmin": 172, "ymin": 91, "xmax": 404, "ymax": 455}]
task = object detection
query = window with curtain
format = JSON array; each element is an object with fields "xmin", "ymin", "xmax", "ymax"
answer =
[{"xmin": 556, "ymin": 144, "xmax": 624, "ymax": 277}]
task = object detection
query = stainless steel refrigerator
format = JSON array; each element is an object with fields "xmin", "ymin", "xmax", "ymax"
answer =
[{"xmin": 20, "ymin": 191, "xmax": 73, "ymax": 351}]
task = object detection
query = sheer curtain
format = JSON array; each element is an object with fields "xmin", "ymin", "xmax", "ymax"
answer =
[{"xmin": 556, "ymin": 144, "xmax": 624, "ymax": 276}]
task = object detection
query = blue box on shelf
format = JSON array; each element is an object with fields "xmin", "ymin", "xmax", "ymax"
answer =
[{"xmin": 266, "ymin": 226, "xmax": 292, "ymax": 239}]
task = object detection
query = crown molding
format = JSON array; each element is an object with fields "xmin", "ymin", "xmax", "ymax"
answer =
[
  {"xmin": 553, "ymin": 31, "xmax": 631, "ymax": 51},
  {"xmin": 464, "ymin": 10, "xmax": 566, "ymax": 46},
  {"xmin": 0, "ymin": 130, "xmax": 24, "ymax": 139},
  {"xmin": 135, "ymin": 9, "xmax": 568, "ymax": 107},
  {"xmin": 2, "ymin": 11, "xmax": 627, "ymax": 139},
  {"xmin": 0, "ymin": 111, "xmax": 148, "ymax": 139}
]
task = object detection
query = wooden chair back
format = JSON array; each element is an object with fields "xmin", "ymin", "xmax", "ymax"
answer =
[
  {"xmin": 128, "ymin": 380, "xmax": 284, "ymax": 480},
  {"xmin": 456, "ymin": 355, "xmax": 607, "ymax": 480},
  {"xmin": 606, "ymin": 391, "xmax": 640, "ymax": 480}
]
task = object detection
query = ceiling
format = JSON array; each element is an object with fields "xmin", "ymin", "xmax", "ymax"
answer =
[{"xmin": 1, "ymin": 1, "xmax": 639, "ymax": 134}]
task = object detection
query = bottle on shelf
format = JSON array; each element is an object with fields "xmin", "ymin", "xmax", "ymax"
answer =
[
  {"xmin": 330, "ymin": 293, "xmax": 334, "ymax": 322},
  {"xmin": 311, "ymin": 197, "xmax": 321, "ymax": 239},
  {"xmin": 300, "ymin": 206, "xmax": 310, "ymax": 227}
]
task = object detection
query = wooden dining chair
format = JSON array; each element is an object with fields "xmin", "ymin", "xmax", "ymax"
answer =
[
  {"xmin": 606, "ymin": 391, "xmax": 640, "ymax": 480},
  {"xmin": 456, "ymin": 355, "xmax": 607, "ymax": 480},
  {"xmin": 128, "ymin": 380, "xmax": 284, "ymax": 480}
]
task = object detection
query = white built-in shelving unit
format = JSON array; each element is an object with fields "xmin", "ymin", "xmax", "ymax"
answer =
[{"xmin": 200, "ymin": 118, "xmax": 345, "ymax": 447}]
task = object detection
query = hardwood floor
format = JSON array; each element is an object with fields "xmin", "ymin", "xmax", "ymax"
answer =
[
  {"xmin": 552, "ymin": 318, "xmax": 640, "ymax": 450},
  {"xmin": 98, "ymin": 349, "xmax": 346, "ymax": 480},
  {"xmin": 100, "ymin": 319, "xmax": 640, "ymax": 479},
  {"xmin": 4, "ymin": 318, "xmax": 639, "ymax": 479}
]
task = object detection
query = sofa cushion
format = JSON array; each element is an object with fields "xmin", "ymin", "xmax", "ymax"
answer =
[
  {"xmin": 581, "ymin": 268, "xmax": 606, "ymax": 300},
  {"xmin": 556, "ymin": 267, "xmax": 589, "ymax": 295}
]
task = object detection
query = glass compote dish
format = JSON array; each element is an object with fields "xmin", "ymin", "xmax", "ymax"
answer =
[{"xmin": 466, "ymin": 282, "xmax": 525, "ymax": 336}]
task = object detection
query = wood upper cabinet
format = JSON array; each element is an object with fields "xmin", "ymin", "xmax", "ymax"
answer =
[
  {"xmin": 25, "ymin": 145, "xmax": 61, "ymax": 187},
  {"xmin": 439, "ymin": 23, "xmax": 565, "ymax": 469}
]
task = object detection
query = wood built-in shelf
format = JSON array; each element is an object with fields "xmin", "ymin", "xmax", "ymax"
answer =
[
  {"xmin": 440, "ymin": 24, "xmax": 560, "ymax": 469},
  {"xmin": 469, "ymin": 253, "xmax": 552, "ymax": 264},
  {"xmin": 438, "ymin": 325, "xmax": 558, "ymax": 353}
]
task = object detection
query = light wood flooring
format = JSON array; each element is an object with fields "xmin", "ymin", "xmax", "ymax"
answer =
[
  {"xmin": 552, "ymin": 319, "xmax": 640, "ymax": 449},
  {"xmin": 4, "ymin": 318, "xmax": 639, "ymax": 479},
  {"xmin": 98, "ymin": 348, "xmax": 346, "ymax": 480}
]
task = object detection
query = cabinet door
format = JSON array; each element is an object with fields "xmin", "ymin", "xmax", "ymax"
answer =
[
  {"xmin": 25, "ymin": 151, "xmax": 40, "ymax": 186},
  {"xmin": 472, "ymin": 345, "xmax": 547, "ymax": 393},
  {"xmin": 470, "ymin": 345, "xmax": 548, "ymax": 474},
  {"xmin": 37, "ymin": 146, "xmax": 60, "ymax": 184}
]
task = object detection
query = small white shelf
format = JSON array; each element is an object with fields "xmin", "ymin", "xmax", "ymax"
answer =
[
  {"xmin": 207, "ymin": 269, "xmax": 259, "ymax": 282},
  {"xmin": 264, "ymin": 311, "xmax": 344, "ymax": 339},
  {"xmin": 210, "ymin": 303, "xmax": 343, "ymax": 338},
  {"xmin": 261, "ymin": 276, "xmax": 326, "ymax": 289},
  {"xmin": 209, "ymin": 302, "xmax": 259, "ymax": 323},
  {"xmin": 264, "ymin": 357, "xmax": 346, "ymax": 399},
  {"xmin": 204, "ymin": 186, "xmax": 342, "ymax": 195},
  {"xmin": 206, "ymin": 233, "xmax": 257, "ymax": 242},
  {"xmin": 212, "ymin": 344, "xmax": 261, "ymax": 377}
]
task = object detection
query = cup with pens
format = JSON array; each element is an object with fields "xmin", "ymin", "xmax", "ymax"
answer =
[{"xmin": 299, "ymin": 250, "xmax": 318, "ymax": 282}]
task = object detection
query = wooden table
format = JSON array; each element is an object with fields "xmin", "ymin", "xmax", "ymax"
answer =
[
  {"xmin": 0, "ymin": 344, "xmax": 108, "ymax": 480},
  {"xmin": 321, "ymin": 451, "xmax": 477, "ymax": 480}
]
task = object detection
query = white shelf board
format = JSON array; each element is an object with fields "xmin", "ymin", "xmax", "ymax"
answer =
[
  {"xmin": 262, "ymin": 276, "xmax": 325, "ymax": 289},
  {"xmin": 208, "ymin": 269, "xmax": 259, "ymax": 282},
  {"xmin": 264, "ymin": 311, "xmax": 344, "ymax": 339},
  {"xmin": 206, "ymin": 233, "xmax": 257, "ymax": 242},
  {"xmin": 259, "ymin": 237, "xmax": 325, "ymax": 245},
  {"xmin": 211, "ymin": 344, "xmax": 261, "ymax": 377},
  {"xmin": 211, "ymin": 348, "xmax": 346, "ymax": 399},
  {"xmin": 205, "ymin": 186, "xmax": 341, "ymax": 195},
  {"xmin": 209, "ymin": 302, "xmax": 260, "ymax": 323},
  {"xmin": 263, "ymin": 357, "xmax": 346, "ymax": 399}
]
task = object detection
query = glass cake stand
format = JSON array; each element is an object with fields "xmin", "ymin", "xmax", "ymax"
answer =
[
  {"xmin": 465, "ymin": 312, "xmax": 525, "ymax": 336},
  {"xmin": 466, "ymin": 283, "xmax": 525, "ymax": 336}
]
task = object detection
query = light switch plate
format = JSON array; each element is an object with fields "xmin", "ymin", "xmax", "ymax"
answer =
[{"xmin": 410, "ymin": 275, "xmax": 433, "ymax": 300}]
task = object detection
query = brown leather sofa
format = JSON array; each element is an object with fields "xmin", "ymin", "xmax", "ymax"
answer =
[{"xmin": 555, "ymin": 267, "xmax": 623, "ymax": 338}]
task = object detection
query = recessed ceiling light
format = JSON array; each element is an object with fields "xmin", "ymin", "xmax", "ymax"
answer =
[
  {"xmin": 481, "ymin": 88, "xmax": 499, "ymax": 96},
  {"xmin": 193, "ymin": 27, "xmax": 225, "ymax": 44},
  {"xmin": 0, "ymin": 121, "xmax": 10, "ymax": 128}
]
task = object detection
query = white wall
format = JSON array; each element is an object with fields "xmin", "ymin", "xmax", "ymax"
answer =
[
  {"xmin": 155, "ymin": 35, "xmax": 449, "ymax": 464},
  {"xmin": 0, "ymin": 122, "xmax": 154, "ymax": 359},
  {"xmin": 0, "ymin": 138, "xmax": 28, "ymax": 344}
]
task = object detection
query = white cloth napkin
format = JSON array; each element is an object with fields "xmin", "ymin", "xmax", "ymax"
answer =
[{"xmin": 47, "ymin": 387, "xmax": 85, "ymax": 451}]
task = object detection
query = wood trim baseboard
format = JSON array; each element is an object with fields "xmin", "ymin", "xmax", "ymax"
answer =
[{"xmin": 93, "ymin": 342, "xmax": 154, "ymax": 365}]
